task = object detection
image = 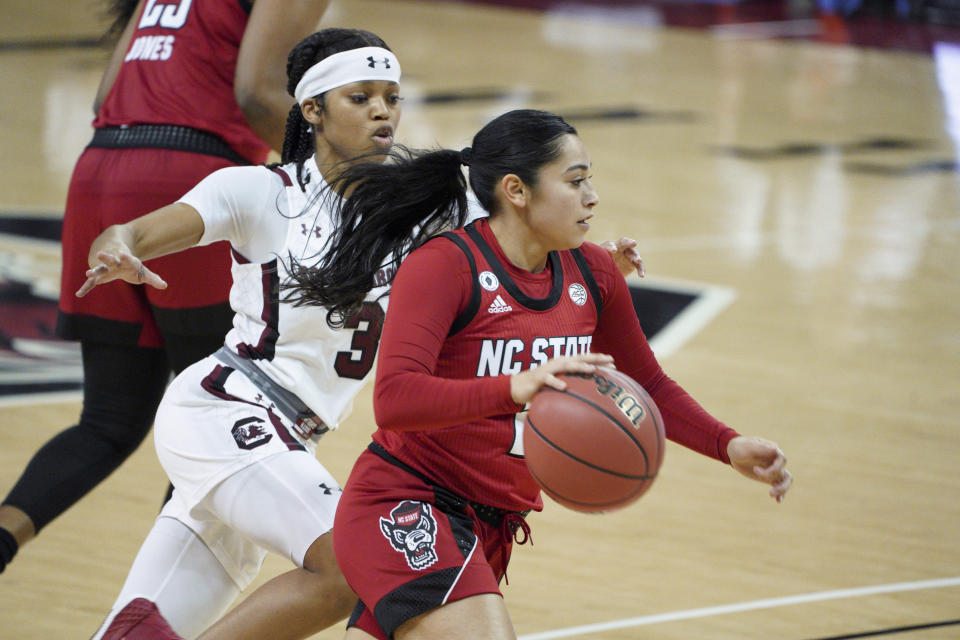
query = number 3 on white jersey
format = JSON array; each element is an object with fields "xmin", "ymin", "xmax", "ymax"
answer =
[{"xmin": 139, "ymin": 0, "xmax": 193, "ymax": 30}]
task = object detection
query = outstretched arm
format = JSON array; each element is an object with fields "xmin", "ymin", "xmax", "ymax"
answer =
[
  {"xmin": 588, "ymin": 243, "xmax": 792, "ymax": 502},
  {"xmin": 76, "ymin": 203, "xmax": 205, "ymax": 297}
]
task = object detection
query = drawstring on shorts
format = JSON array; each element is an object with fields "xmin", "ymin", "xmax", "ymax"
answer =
[{"xmin": 497, "ymin": 511, "xmax": 532, "ymax": 585}]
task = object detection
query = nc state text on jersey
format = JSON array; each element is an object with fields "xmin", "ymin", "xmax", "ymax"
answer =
[{"xmin": 477, "ymin": 335, "xmax": 593, "ymax": 376}]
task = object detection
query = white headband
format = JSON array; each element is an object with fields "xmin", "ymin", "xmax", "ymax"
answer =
[{"xmin": 294, "ymin": 47, "xmax": 401, "ymax": 104}]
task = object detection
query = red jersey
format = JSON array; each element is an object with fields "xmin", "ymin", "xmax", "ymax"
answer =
[
  {"xmin": 94, "ymin": 0, "xmax": 270, "ymax": 164},
  {"xmin": 373, "ymin": 219, "xmax": 739, "ymax": 513}
]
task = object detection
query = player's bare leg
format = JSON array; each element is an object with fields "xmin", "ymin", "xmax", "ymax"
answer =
[
  {"xmin": 0, "ymin": 505, "xmax": 35, "ymax": 570},
  {"xmin": 198, "ymin": 533, "xmax": 354, "ymax": 640},
  {"xmin": 395, "ymin": 594, "xmax": 516, "ymax": 640},
  {"xmin": 0, "ymin": 505, "xmax": 35, "ymax": 545}
]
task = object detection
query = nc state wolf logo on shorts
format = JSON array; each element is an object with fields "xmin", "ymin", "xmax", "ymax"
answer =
[
  {"xmin": 380, "ymin": 501, "xmax": 439, "ymax": 570},
  {"xmin": 231, "ymin": 417, "xmax": 273, "ymax": 450}
]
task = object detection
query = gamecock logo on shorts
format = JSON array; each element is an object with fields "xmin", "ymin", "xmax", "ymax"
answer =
[
  {"xmin": 380, "ymin": 501, "xmax": 439, "ymax": 570},
  {"xmin": 231, "ymin": 417, "xmax": 273, "ymax": 450}
]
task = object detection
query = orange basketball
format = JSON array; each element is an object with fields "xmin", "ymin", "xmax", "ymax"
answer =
[{"xmin": 523, "ymin": 367, "xmax": 664, "ymax": 513}]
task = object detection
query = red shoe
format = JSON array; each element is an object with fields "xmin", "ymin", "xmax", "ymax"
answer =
[{"xmin": 100, "ymin": 598, "xmax": 183, "ymax": 640}]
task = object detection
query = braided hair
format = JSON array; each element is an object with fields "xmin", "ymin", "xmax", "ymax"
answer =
[{"xmin": 280, "ymin": 29, "xmax": 392, "ymax": 191}]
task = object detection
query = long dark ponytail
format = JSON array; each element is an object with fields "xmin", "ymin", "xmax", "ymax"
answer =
[
  {"xmin": 283, "ymin": 109, "xmax": 577, "ymax": 328},
  {"xmin": 280, "ymin": 29, "xmax": 392, "ymax": 190},
  {"xmin": 283, "ymin": 146, "xmax": 469, "ymax": 326}
]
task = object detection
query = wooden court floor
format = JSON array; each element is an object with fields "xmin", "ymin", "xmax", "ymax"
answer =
[{"xmin": 1, "ymin": 1, "xmax": 958, "ymax": 638}]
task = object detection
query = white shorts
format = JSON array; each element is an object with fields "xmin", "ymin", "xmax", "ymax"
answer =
[{"xmin": 155, "ymin": 356, "xmax": 342, "ymax": 588}]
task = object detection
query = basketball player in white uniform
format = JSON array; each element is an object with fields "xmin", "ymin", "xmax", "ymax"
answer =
[{"xmin": 81, "ymin": 31, "xmax": 404, "ymax": 640}]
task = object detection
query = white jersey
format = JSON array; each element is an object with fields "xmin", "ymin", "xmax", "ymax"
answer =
[{"xmin": 179, "ymin": 156, "xmax": 391, "ymax": 430}]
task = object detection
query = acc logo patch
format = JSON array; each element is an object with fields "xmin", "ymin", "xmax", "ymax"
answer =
[
  {"xmin": 568, "ymin": 283, "xmax": 587, "ymax": 306},
  {"xmin": 380, "ymin": 501, "xmax": 439, "ymax": 570},
  {"xmin": 478, "ymin": 271, "xmax": 499, "ymax": 292}
]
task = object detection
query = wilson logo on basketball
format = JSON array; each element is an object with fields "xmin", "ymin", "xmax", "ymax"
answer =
[
  {"xmin": 589, "ymin": 372, "xmax": 647, "ymax": 428},
  {"xmin": 523, "ymin": 367, "xmax": 664, "ymax": 513}
]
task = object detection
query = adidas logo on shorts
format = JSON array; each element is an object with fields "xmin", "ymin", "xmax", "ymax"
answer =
[{"xmin": 488, "ymin": 295, "xmax": 513, "ymax": 314}]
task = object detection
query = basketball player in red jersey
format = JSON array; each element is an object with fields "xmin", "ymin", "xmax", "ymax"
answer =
[
  {"xmin": 0, "ymin": 0, "xmax": 330, "ymax": 574},
  {"xmin": 283, "ymin": 109, "xmax": 793, "ymax": 640}
]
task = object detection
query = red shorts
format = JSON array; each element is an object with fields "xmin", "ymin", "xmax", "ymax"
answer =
[
  {"xmin": 333, "ymin": 448, "xmax": 523, "ymax": 639},
  {"xmin": 58, "ymin": 146, "xmax": 235, "ymax": 348}
]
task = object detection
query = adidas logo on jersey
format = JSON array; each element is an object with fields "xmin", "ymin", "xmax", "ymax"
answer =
[{"xmin": 487, "ymin": 295, "xmax": 513, "ymax": 314}]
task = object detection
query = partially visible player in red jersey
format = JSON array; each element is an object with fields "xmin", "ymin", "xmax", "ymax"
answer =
[
  {"xmin": 283, "ymin": 109, "xmax": 794, "ymax": 640},
  {"xmin": 0, "ymin": 0, "xmax": 330, "ymax": 573}
]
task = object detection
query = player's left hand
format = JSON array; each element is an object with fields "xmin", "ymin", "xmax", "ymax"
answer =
[
  {"xmin": 726, "ymin": 436, "xmax": 792, "ymax": 503},
  {"xmin": 601, "ymin": 237, "xmax": 644, "ymax": 278}
]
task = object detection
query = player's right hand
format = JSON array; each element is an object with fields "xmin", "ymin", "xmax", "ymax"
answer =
[
  {"xmin": 510, "ymin": 353, "xmax": 614, "ymax": 405},
  {"xmin": 76, "ymin": 250, "xmax": 168, "ymax": 297}
]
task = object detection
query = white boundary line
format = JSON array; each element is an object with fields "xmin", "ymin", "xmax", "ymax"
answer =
[{"xmin": 518, "ymin": 577, "xmax": 960, "ymax": 639}]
